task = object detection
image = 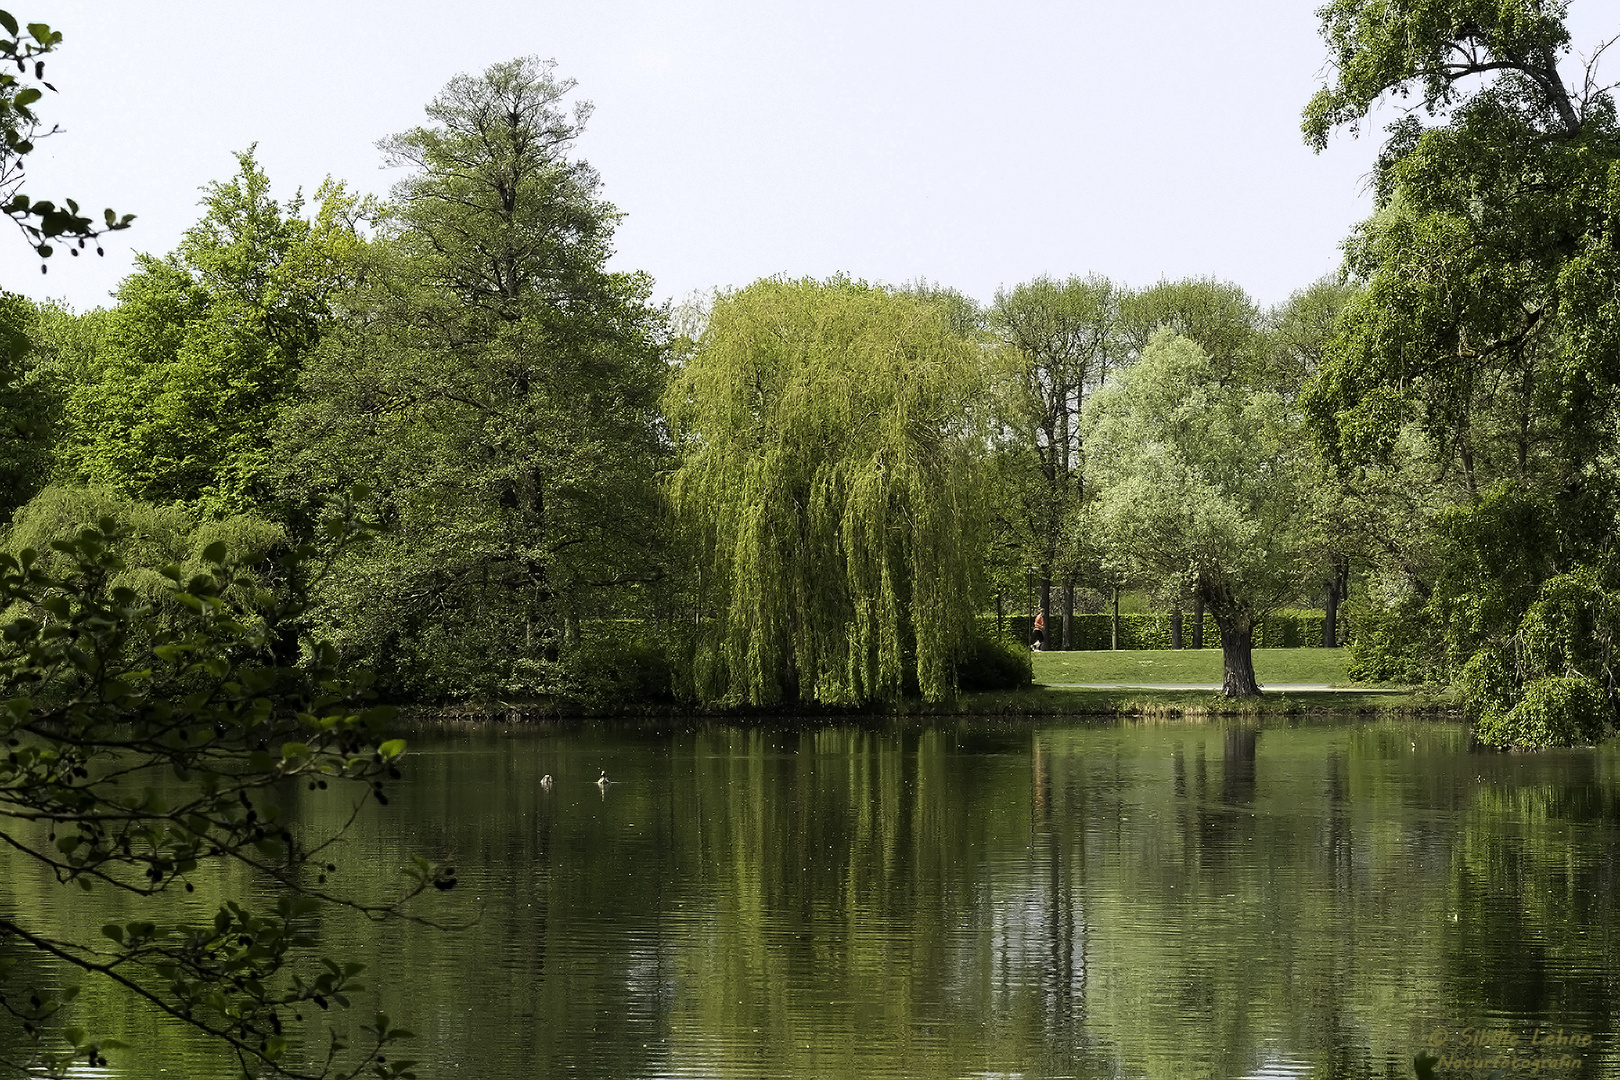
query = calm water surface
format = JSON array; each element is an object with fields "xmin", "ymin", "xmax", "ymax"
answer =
[{"xmin": 9, "ymin": 716, "xmax": 1620, "ymax": 1078}]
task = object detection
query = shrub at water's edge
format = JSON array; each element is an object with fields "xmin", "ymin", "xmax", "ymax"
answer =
[{"xmin": 955, "ymin": 632, "xmax": 1033, "ymax": 692}]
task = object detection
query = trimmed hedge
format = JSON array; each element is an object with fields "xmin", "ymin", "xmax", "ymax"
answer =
[{"xmin": 991, "ymin": 609, "xmax": 1339, "ymax": 650}]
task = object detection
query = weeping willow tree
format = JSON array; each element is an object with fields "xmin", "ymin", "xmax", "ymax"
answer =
[{"xmin": 665, "ymin": 277, "xmax": 991, "ymax": 706}]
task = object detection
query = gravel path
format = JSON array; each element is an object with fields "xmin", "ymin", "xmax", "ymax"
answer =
[{"xmin": 1041, "ymin": 682, "xmax": 1398, "ymax": 693}]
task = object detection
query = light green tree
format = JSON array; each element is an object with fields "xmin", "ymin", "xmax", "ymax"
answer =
[
  {"xmin": 1113, "ymin": 277, "xmax": 1270, "ymax": 644},
  {"xmin": 52, "ymin": 148, "xmax": 371, "ymax": 517},
  {"xmin": 665, "ymin": 277, "xmax": 991, "ymax": 705},
  {"xmin": 1084, "ymin": 332, "xmax": 1327, "ymax": 695}
]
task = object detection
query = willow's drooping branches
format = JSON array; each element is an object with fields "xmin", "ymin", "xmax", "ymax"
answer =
[{"xmin": 665, "ymin": 278, "xmax": 990, "ymax": 706}]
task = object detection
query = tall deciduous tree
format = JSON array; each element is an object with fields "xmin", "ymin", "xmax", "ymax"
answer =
[
  {"xmin": 989, "ymin": 274, "xmax": 1126, "ymax": 647},
  {"xmin": 665, "ymin": 277, "xmax": 989, "ymax": 706},
  {"xmin": 1085, "ymin": 332, "xmax": 1327, "ymax": 696},
  {"xmin": 1122, "ymin": 278, "xmax": 1264, "ymax": 384},
  {"xmin": 1270, "ymin": 279, "xmax": 1360, "ymax": 643},
  {"xmin": 276, "ymin": 57, "xmax": 668, "ymax": 701},
  {"xmin": 1302, "ymin": 0, "xmax": 1620, "ymax": 741}
]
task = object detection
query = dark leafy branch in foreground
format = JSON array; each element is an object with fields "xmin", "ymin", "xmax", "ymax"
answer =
[
  {"xmin": 0, "ymin": 491, "xmax": 454, "ymax": 1080},
  {"xmin": 0, "ymin": 10, "xmax": 133, "ymax": 268}
]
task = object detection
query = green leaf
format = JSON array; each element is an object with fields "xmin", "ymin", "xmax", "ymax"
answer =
[
  {"xmin": 201, "ymin": 540, "xmax": 228, "ymax": 564},
  {"xmin": 101, "ymin": 923, "xmax": 124, "ymax": 944},
  {"xmin": 378, "ymin": 738, "xmax": 406, "ymax": 760},
  {"xmin": 0, "ymin": 11, "xmax": 19, "ymax": 36}
]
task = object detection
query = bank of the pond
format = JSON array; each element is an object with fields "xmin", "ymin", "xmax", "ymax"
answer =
[
  {"xmin": 404, "ymin": 683, "xmax": 1450, "ymax": 725},
  {"xmin": 395, "ymin": 650, "xmax": 1458, "ymax": 725},
  {"xmin": 932, "ymin": 683, "xmax": 1452, "ymax": 718},
  {"xmin": 400, "ymin": 649, "xmax": 1450, "ymax": 723}
]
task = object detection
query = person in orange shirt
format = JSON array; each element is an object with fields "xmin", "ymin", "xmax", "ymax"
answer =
[{"xmin": 1032, "ymin": 609, "xmax": 1045, "ymax": 651}]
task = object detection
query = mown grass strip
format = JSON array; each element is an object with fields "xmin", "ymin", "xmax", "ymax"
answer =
[{"xmin": 1030, "ymin": 647, "xmax": 1352, "ymax": 687}]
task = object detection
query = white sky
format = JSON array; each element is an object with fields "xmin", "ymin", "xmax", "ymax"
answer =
[{"xmin": 0, "ymin": 1, "xmax": 1614, "ymax": 314}]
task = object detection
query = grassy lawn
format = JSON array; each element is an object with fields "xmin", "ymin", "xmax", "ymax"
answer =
[{"xmin": 1032, "ymin": 647, "xmax": 1351, "ymax": 686}]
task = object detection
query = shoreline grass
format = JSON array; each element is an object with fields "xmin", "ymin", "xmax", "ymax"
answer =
[
  {"xmin": 403, "ymin": 689, "xmax": 1453, "ymax": 728},
  {"xmin": 937, "ymin": 685, "xmax": 1453, "ymax": 718}
]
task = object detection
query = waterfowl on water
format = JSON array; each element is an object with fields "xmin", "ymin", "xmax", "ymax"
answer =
[
  {"xmin": 596, "ymin": 770, "xmax": 612, "ymax": 788},
  {"xmin": 540, "ymin": 774, "xmax": 554, "ymax": 791}
]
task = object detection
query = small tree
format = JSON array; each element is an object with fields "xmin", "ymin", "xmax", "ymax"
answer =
[
  {"xmin": 665, "ymin": 277, "xmax": 990, "ymax": 706},
  {"xmin": 1084, "ymin": 331, "xmax": 1327, "ymax": 695}
]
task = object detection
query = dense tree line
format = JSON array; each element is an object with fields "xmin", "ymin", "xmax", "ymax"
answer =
[{"xmin": 5, "ymin": 3, "xmax": 1619, "ymax": 727}]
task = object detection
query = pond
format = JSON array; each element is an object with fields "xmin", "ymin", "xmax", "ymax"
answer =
[{"xmin": 5, "ymin": 715, "xmax": 1619, "ymax": 1079}]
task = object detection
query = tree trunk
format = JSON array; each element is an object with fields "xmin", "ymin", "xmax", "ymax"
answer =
[
  {"xmin": 1216, "ymin": 614, "xmax": 1261, "ymax": 697},
  {"xmin": 1039, "ymin": 575, "xmax": 1052, "ymax": 650},
  {"xmin": 1062, "ymin": 577, "xmax": 1075, "ymax": 650},
  {"xmin": 1323, "ymin": 571, "xmax": 1339, "ymax": 649},
  {"xmin": 1335, "ymin": 557, "xmax": 1350, "ymax": 644},
  {"xmin": 1110, "ymin": 585, "xmax": 1120, "ymax": 650},
  {"xmin": 1192, "ymin": 596, "xmax": 1205, "ymax": 649},
  {"xmin": 1171, "ymin": 601, "xmax": 1183, "ymax": 650},
  {"xmin": 1026, "ymin": 569, "xmax": 1034, "ymax": 649},
  {"xmin": 996, "ymin": 589, "xmax": 1005, "ymax": 640}
]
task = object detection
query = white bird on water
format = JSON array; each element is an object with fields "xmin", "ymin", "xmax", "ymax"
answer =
[
  {"xmin": 540, "ymin": 774, "xmax": 553, "ymax": 791},
  {"xmin": 596, "ymin": 770, "xmax": 613, "ymax": 789}
]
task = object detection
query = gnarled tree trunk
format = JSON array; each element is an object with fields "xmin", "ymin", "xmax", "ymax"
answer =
[
  {"xmin": 1203, "ymin": 581, "xmax": 1262, "ymax": 697},
  {"xmin": 1217, "ymin": 617, "xmax": 1261, "ymax": 697}
]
